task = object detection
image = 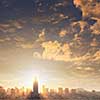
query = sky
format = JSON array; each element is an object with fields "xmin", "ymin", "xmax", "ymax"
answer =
[{"xmin": 0, "ymin": 0, "xmax": 100, "ymax": 91}]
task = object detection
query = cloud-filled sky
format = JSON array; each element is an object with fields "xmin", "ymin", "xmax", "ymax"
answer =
[{"xmin": 0, "ymin": 0, "xmax": 100, "ymax": 90}]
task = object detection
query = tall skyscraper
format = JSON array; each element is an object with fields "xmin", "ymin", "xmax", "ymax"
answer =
[
  {"xmin": 33, "ymin": 77, "xmax": 38, "ymax": 95},
  {"xmin": 27, "ymin": 77, "xmax": 40, "ymax": 99}
]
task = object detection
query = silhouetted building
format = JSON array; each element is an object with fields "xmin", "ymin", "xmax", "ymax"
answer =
[
  {"xmin": 92, "ymin": 90, "xmax": 96, "ymax": 93},
  {"xmin": 71, "ymin": 89, "xmax": 76, "ymax": 94},
  {"xmin": 58, "ymin": 88, "xmax": 63, "ymax": 95},
  {"xmin": 27, "ymin": 78, "xmax": 41, "ymax": 100},
  {"xmin": 50, "ymin": 89, "xmax": 55, "ymax": 94},
  {"xmin": 33, "ymin": 78, "xmax": 38, "ymax": 96},
  {"xmin": 45, "ymin": 88, "xmax": 49, "ymax": 95},
  {"xmin": 64, "ymin": 88, "xmax": 69, "ymax": 95},
  {"xmin": 42, "ymin": 85, "xmax": 49, "ymax": 96},
  {"xmin": 42, "ymin": 85, "xmax": 45, "ymax": 94}
]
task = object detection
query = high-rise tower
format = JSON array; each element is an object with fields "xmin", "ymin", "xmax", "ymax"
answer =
[
  {"xmin": 33, "ymin": 77, "xmax": 38, "ymax": 95},
  {"xmin": 27, "ymin": 77, "xmax": 40, "ymax": 99}
]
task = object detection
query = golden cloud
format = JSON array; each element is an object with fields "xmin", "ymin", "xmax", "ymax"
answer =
[
  {"xmin": 74, "ymin": 49, "xmax": 100, "ymax": 62},
  {"xmin": 41, "ymin": 41, "xmax": 61, "ymax": 60},
  {"xmin": 0, "ymin": 37, "xmax": 11, "ymax": 43},
  {"xmin": 93, "ymin": 50, "xmax": 100, "ymax": 61},
  {"xmin": 0, "ymin": 19, "xmax": 25, "ymax": 33},
  {"xmin": 55, "ymin": 1, "xmax": 68, "ymax": 7},
  {"xmin": 33, "ymin": 35, "xmax": 100, "ymax": 63},
  {"xmin": 74, "ymin": 0, "xmax": 100, "ymax": 18},
  {"xmin": 84, "ymin": 67, "xmax": 94, "ymax": 71},
  {"xmin": 16, "ymin": 42, "xmax": 33, "ymax": 49},
  {"xmin": 36, "ymin": 29, "xmax": 46, "ymax": 42},
  {"xmin": 0, "ymin": 39, "xmax": 5, "ymax": 43},
  {"xmin": 90, "ymin": 18, "xmax": 100, "ymax": 35},
  {"xmin": 33, "ymin": 41, "xmax": 72, "ymax": 61},
  {"xmin": 14, "ymin": 36, "xmax": 26, "ymax": 42},
  {"xmin": 72, "ymin": 21, "xmax": 88, "ymax": 33},
  {"xmin": 90, "ymin": 38, "xmax": 99, "ymax": 47},
  {"xmin": 72, "ymin": 66, "xmax": 97, "ymax": 78},
  {"xmin": 59, "ymin": 29, "xmax": 68, "ymax": 37},
  {"xmin": 76, "ymin": 66, "xmax": 94, "ymax": 72},
  {"xmin": 73, "ymin": 0, "xmax": 82, "ymax": 7},
  {"xmin": 0, "ymin": 23, "xmax": 10, "ymax": 33}
]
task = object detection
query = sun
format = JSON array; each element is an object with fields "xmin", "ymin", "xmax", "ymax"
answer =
[{"xmin": 20, "ymin": 70, "xmax": 44, "ymax": 92}]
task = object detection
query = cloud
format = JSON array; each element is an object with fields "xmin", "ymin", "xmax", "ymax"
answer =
[
  {"xmin": 90, "ymin": 38, "xmax": 99, "ymax": 47},
  {"xmin": 72, "ymin": 66, "xmax": 98, "ymax": 78},
  {"xmin": 41, "ymin": 41, "xmax": 61, "ymax": 60},
  {"xmin": 36, "ymin": 29, "xmax": 46, "ymax": 42},
  {"xmin": 76, "ymin": 66, "xmax": 94, "ymax": 72},
  {"xmin": 54, "ymin": 1, "xmax": 69, "ymax": 7},
  {"xmin": 59, "ymin": 29, "xmax": 68, "ymax": 37},
  {"xmin": 90, "ymin": 18, "xmax": 100, "ymax": 35},
  {"xmin": 93, "ymin": 50, "xmax": 100, "ymax": 61},
  {"xmin": 16, "ymin": 42, "xmax": 33, "ymax": 49},
  {"xmin": 33, "ymin": 41, "xmax": 72, "ymax": 61},
  {"xmin": 0, "ymin": 23, "xmax": 10, "ymax": 33},
  {"xmin": 0, "ymin": 39, "xmax": 6, "ymax": 43},
  {"xmin": 51, "ymin": 13, "xmax": 68, "ymax": 24},
  {"xmin": 32, "ymin": 24, "xmax": 99, "ymax": 64},
  {"xmin": 68, "ymin": 50, "xmax": 100, "ymax": 78},
  {"xmin": 33, "ymin": 52, "xmax": 41, "ymax": 59},
  {"xmin": 11, "ymin": 20, "xmax": 24, "ymax": 29},
  {"xmin": 14, "ymin": 36, "xmax": 34, "ymax": 49},
  {"xmin": 0, "ymin": 19, "xmax": 25, "ymax": 33},
  {"xmin": 74, "ymin": 49, "xmax": 100, "ymax": 62},
  {"xmin": 74, "ymin": 0, "xmax": 100, "ymax": 19},
  {"xmin": 0, "ymin": 37, "xmax": 11, "ymax": 43},
  {"xmin": 14, "ymin": 36, "xmax": 26, "ymax": 42},
  {"xmin": 71, "ymin": 21, "xmax": 89, "ymax": 33},
  {"xmin": 79, "ymin": 49, "xmax": 100, "ymax": 62}
]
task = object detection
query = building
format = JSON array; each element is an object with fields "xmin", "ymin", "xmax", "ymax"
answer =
[
  {"xmin": 71, "ymin": 89, "xmax": 76, "ymax": 94},
  {"xmin": 33, "ymin": 77, "xmax": 38, "ymax": 96},
  {"xmin": 50, "ymin": 89, "xmax": 55, "ymax": 94},
  {"xmin": 42, "ymin": 85, "xmax": 49, "ymax": 96},
  {"xmin": 27, "ymin": 77, "xmax": 40, "ymax": 99},
  {"xmin": 64, "ymin": 88, "xmax": 69, "ymax": 95},
  {"xmin": 58, "ymin": 88, "xmax": 63, "ymax": 95}
]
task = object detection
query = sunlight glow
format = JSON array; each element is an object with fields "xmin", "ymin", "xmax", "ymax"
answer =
[{"xmin": 20, "ymin": 70, "xmax": 45, "ymax": 92}]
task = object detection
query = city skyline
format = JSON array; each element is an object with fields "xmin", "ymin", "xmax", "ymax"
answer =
[
  {"xmin": 0, "ymin": 77, "xmax": 98, "ymax": 94},
  {"xmin": 0, "ymin": 76, "xmax": 100, "ymax": 93},
  {"xmin": 0, "ymin": 78, "xmax": 100, "ymax": 100}
]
